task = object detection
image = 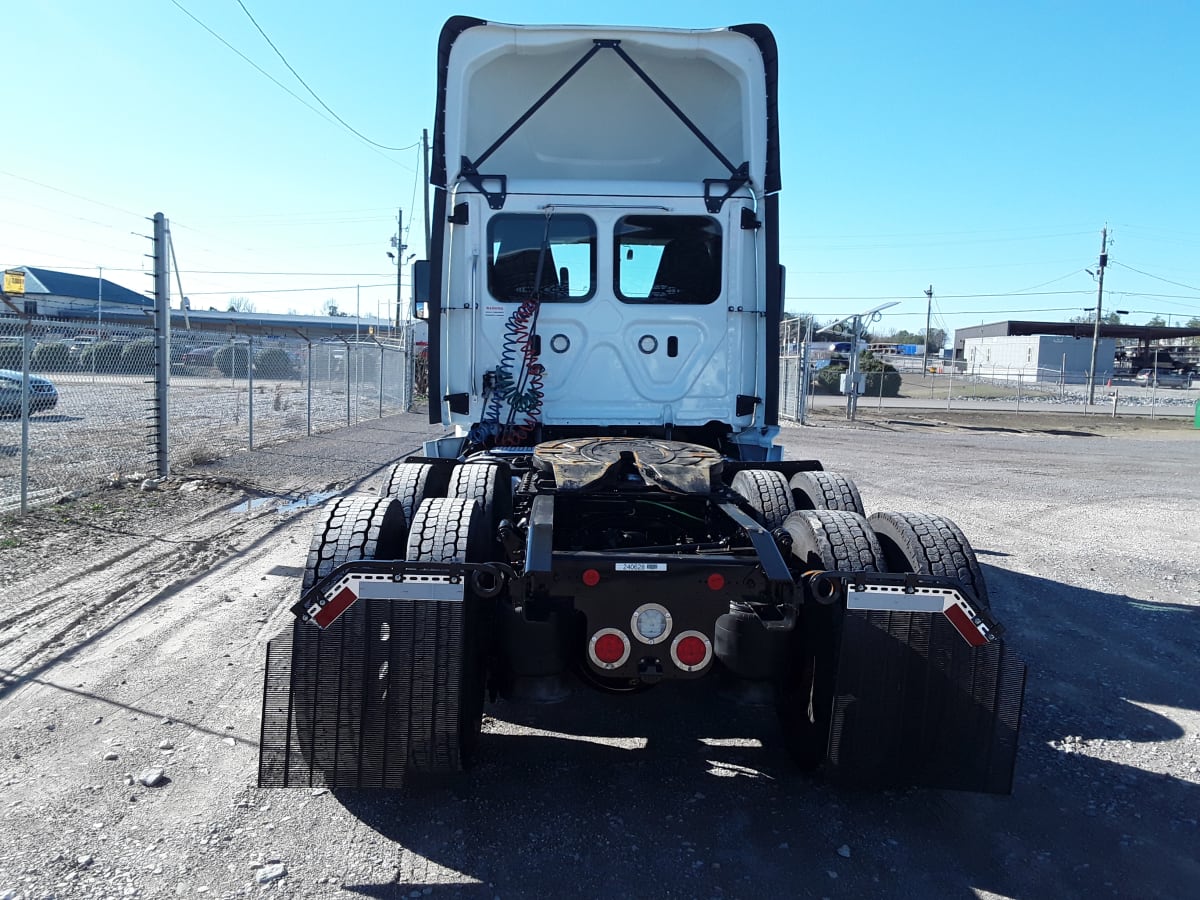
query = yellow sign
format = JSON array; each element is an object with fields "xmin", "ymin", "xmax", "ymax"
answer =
[{"xmin": 3, "ymin": 269, "xmax": 24, "ymax": 295}]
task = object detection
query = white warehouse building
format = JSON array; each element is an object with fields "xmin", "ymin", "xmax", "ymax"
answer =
[{"xmin": 962, "ymin": 334, "xmax": 1115, "ymax": 383}]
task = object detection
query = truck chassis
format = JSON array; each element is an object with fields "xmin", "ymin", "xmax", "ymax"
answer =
[{"xmin": 259, "ymin": 18, "xmax": 1025, "ymax": 794}]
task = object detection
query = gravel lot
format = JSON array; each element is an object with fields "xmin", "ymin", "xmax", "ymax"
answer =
[{"xmin": 0, "ymin": 409, "xmax": 1197, "ymax": 899}]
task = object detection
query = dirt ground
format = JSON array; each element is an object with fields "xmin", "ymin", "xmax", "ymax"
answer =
[{"xmin": 0, "ymin": 410, "xmax": 1197, "ymax": 899}]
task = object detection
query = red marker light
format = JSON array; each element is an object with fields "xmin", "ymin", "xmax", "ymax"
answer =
[
  {"xmin": 670, "ymin": 630, "xmax": 712, "ymax": 671},
  {"xmin": 582, "ymin": 568, "xmax": 601, "ymax": 587},
  {"xmin": 676, "ymin": 635, "xmax": 707, "ymax": 667},
  {"xmin": 706, "ymin": 573, "xmax": 725, "ymax": 591},
  {"xmin": 594, "ymin": 633, "xmax": 625, "ymax": 664},
  {"xmin": 589, "ymin": 628, "xmax": 631, "ymax": 669}
]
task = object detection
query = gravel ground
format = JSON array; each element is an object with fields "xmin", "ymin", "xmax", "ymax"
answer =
[{"xmin": 0, "ymin": 409, "xmax": 1197, "ymax": 899}]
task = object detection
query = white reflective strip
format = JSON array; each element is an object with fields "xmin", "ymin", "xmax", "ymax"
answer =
[
  {"xmin": 325, "ymin": 573, "xmax": 465, "ymax": 604},
  {"xmin": 845, "ymin": 585, "xmax": 957, "ymax": 614},
  {"xmin": 357, "ymin": 580, "xmax": 465, "ymax": 602}
]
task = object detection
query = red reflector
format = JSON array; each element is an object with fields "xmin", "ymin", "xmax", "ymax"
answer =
[
  {"xmin": 314, "ymin": 586, "xmax": 357, "ymax": 629},
  {"xmin": 707, "ymin": 573, "xmax": 725, "ymax": 591},
  {"xmin": 582, "ymin": 568, "xmax": 601, "ymax": 587},
  {"xmin": 944, "ymin": 604, "xmax": 989, "ymax": 647},
  {"xmin": 676, "ymin": 635, "xmax": 707, "ymax": 668},
  {"xmin": 594, "ymin": 632, "xmax": 626, "ymax": 664}
]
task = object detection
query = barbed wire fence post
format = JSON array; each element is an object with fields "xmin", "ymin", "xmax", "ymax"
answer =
[{"xmin": 152, "ymin": 212, "xmax": 171, "ymax": 477}]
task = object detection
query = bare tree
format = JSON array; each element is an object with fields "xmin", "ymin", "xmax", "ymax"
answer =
[{"xmin": 228, "ymin": 296, "xmax": 256, "ymax": 313}]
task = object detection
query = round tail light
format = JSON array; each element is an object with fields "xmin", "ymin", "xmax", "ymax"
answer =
[
  {"xmin": 589, "ymin": 628, "xmax": 631, "ymax": 669},
  {"xmin": 670, "ymin": 630, "xmax": 712, "ymax": 672}
]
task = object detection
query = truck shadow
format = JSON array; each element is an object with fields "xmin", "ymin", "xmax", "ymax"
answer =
[{"xmin": 331, "ymin": 569, "xmax": 1199, "ymax": 899}]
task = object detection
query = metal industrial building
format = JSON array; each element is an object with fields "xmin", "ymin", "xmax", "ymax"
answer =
[{"xmin": 954, "ymin": 320, "xmax": 1200, "ymax": 380}]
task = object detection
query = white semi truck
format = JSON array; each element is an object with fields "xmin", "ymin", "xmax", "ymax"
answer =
[{"xmin": 260, "ymin": 18, "xmax": 1024, "ymax": 793}]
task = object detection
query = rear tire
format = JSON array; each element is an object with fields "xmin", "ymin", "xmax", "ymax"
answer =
[
  {"xmin": 379, "ymin": 461, "xmax": 451, "ymax": 525},
  {"xmin": 777, "ymin": 510, "xmax": 885, "ymax": 770},
  {"xmin": 868, "ymin": 511, "xmax": 990, "ymax": 610},
  {"xmin": 301, "ymin": 494, "xmax": 408, "ymax": 591},
  {"xmin": 405, "ymin": 497, "xmax": 489, "ymax": 769},
  {"xmin": 448, "ymin": 462, "xmax": 512, "ymax": 552},
  {"xmin": 789, "ymin": 471, "xmax": 865, "ymax": 516},
  {"xmin": 730, "ymin": 469, "xmax": 796, "ymax": 530}
]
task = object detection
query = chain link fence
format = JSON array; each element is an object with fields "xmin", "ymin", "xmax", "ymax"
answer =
[
  {"xmin": 167, "ymin": 331, "xmax": 412, "ymax": 466},
  {"xmin": 6, "ymin": 311, "xmax": 1193, "ymax": 510},
  {"xmin": 1, "ymin": 316, "xmax": 155, "ymax": 512},
  {"xmin": 1, "ymin": 315, "xmax": 416, "ymax": 512},
  {"xmin": 779, "ymin": 349, "xmax": 1198, "ymax": 421}
]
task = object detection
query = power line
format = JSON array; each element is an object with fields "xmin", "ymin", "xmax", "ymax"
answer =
[
  {"xmin": 1006, "ymin": 269, "xmax": 1090, "ymax": 294},
  {"xmin": 0, "ymin": 169, "xmax": 143, "ymax": 218},
  {"xmin": 780, "ymin": 229, "xmax": 1097, "ymax": 251},
  {"xmin": 234, "ymin": 0, "xmax": 419, "ymax": 153},
  {"xmin": 167, "ymin": 0, "xmax": 415, "ymax": 168},
  {"xmin": 185, "ymin": 281, "xmax": 393, "ymax": 296},
  {"xmin": 784, "ymin": 289, "xmax": 1093, "ymax": 301},
  {"xmin": 1110, "ymin": 261, "xmax": 1200, "ymax": 293}
]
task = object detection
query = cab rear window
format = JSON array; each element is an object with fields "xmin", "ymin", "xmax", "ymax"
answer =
[
  {"xmin": 614, "ymin": 215, "xmax": 722, "ymax": 304},
  {"xmin": 487, "ymin": 214, "xmax": 595, "ymax": 302}
]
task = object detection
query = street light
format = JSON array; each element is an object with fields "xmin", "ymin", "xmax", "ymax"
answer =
[
  {"xmin": 826, "ymin": 301, "xmax": 900, "ymax": 421},
  {"xmin": 387, "ymin": 250, "xmax": 417, "ymax": 330}
]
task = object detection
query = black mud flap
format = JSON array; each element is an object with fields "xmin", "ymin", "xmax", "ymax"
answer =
[
  {"xmin": 826, "ymin": 609, "xmax": 1026, "ymax": 794},
  {"xmin": 258, "ymin": 596, "xmax": 466, "ymax": 788}
]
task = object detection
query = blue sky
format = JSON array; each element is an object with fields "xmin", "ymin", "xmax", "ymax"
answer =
[{"xmin": 2, "ymin": 1, "xmax": 1198, "ymax": 338}]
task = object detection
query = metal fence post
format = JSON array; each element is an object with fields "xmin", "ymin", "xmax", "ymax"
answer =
[
  {"xmin": 248, "ymin": 335, "xmax": 255, "ymax": 450},
  {"xmin": 153, "ymin": 212, "xmax": 171, "ymax": 476},
  {"xmin": 378, "ymin": 344, "xmax": 385, "ymax": 418},
  {"xmin": 343, "ymin": 338, "xmax": 352, "ymax": 426},
  {"xmin": 19, "ymin": 316, "xmax": 31, "ymax": 514},
  {"xmin": 306, "ymin": 340, "xmax": 313, "ymax": 436},
  {"xmin": 798, "ymin": 329, "xmax": 812, "ymax": 424},
  {"xmin": 404, "ymin": 322, "xmax": 415, "ymax": 412}
]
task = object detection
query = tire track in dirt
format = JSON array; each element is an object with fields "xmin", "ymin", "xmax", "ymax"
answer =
[{"xmin": 0, "ymin": 498, "xmax": 305, "ymax": 691}]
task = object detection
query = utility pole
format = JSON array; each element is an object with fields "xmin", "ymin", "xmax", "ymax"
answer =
[
  {"xmin": 393, "ymin": 207, "xmax": 405, "ymax": 329},
  {"xmin": 1086, "ymin": 226, "xmax": 1109, "ymax": 406},
  {"xmin": 922, "ymin": 285, "xmax": 933, "ymax": 372}
]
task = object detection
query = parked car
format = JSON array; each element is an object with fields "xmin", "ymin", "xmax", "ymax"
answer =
[
  {"xmin": 68, "ymin": 335, "xmax": 98, "ymax": 357},
  {"xmin": 0, "ymin": 369, "xmax": 59, "ymax": 416},
  {"xmin": 180, "ymin": 346, "xmax": 219, "ymax": 367},
  {"xmin": 1134, "ymin": 368, "xmax": 1190, "ymax": 388}
]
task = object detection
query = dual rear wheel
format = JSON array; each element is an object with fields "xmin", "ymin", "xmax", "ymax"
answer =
[
  {"xmin": 295, "ymin": 460, "xmax": 510, "ymax": 779},
  {"xmin": 729, "ymin": 467, "xmax": 989, "ymax": 770}
]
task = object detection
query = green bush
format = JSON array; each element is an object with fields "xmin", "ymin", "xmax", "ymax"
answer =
[
  {"xmin": 32, "ymin": 342, "xmax": 75, "ymax": 372},
  {"xmin": 254, "ymin": 346, "xmax": 297, "ymax": 380},
  {"xmin": 120, "ymin": 338, "xmax": 156, "ymax": 374},
  {"xmin": 864, "ymin": 368, "xmax": 902, "ymax": 397},
  {"xmin": 813, "ymin": 353, "xmax": 902, "ymax": 397},
  {"xmin": 214, "ymin": 343, "xmax": 250, "ymax": 378},
  {"xmin": 0, "ymin": 342, "xmax": 23, "ymax": 370},
  {"xmin": 80, "ymin": 341, "xmax": 123, "ymax": 373},
  {"xmin": 814, "ymin": 366, "xmax": 847, "ymax": 394},
  {"xmin": 858, "ymin": 354, "xmax": 902, "ymax": 397}
]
